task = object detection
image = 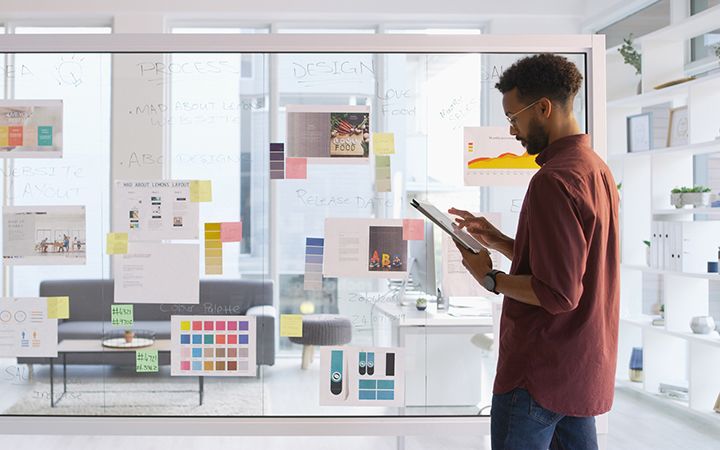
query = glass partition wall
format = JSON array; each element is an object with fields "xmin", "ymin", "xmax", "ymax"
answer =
[{"xmin": 0, "ymin": 34, "xmax": 603, "ymax": 435}]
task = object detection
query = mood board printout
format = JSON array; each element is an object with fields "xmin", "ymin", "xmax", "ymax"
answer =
[
  {"xmin": 463, "ymin": 126, "xmax": 539, "ymax": 186},
  {"xmin": 113, "ymin": 180, "xmax": 199, "ymax": 241},
  {"xmin": 170, "ymin": 315, "xmax": 257, "ymax": 377},
  {"xmin": 319, "ymin": 346, "xmax": 404, "ymax": 407},
  {"xmin": 0, "ymin": 297, "xmax": 58, "ymax": 357},
  {"xmin": 0, "ymin": 100, "xmax": 63, "ymax": 158},
  {"xmin": 286, "ymin": 105, "xmax": 370, "ymax": 161},
  {"xmin": 323, "ymin": 218, "xmax": 408, "ymax": 279},
  {"xmin": 2, "ymin": 205, "xmax": 86, "ymax": 265},
  {"xmin": 113, "ymin": 242, "xmax": 199, "ymax": 304}
]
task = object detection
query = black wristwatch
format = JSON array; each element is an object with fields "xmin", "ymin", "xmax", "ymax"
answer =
[{"xmin": 481, "ymin": 270, "xmax": 504, "ymax": 295}]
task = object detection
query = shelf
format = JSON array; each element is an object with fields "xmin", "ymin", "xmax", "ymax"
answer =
[
  {"xmin": 636, "ymin": 6, "xmax": 720, "ymax": 45},
  {"xmin": 607, "ymin": 140, "xmax": 720, "ymax": 162},
  {"xmin": 607, "ymin": 70, "xmax": 720, "ymax": 108},
  {"xmin": 652, "ymin": 207, "xmax": 720, "ymax": 217},
  {"xmin": 621, "ymin": 264, "xmax": 720, "ymax": 280},
  {"xmin": 615, "ymin": 379, "xmax": 720, "ymax": 425},
  {"xmin": 621, "ymin": 316, "xmax": 720, "ymax": 348}
]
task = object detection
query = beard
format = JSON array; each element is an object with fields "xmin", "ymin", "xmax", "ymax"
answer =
[{"xmin": 521, "ymin": 117, "xmax": 549, "ymax": 155}]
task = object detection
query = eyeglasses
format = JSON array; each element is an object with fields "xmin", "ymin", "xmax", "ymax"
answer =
[{"xmin": 505, "ymin": 98, "xmax": 544, "ymax": 128}]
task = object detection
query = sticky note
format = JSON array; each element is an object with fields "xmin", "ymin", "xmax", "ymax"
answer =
[
  {"xmin": 0, "ymin": 126, "xmax": 9, "ymax": 146},
  {"xmin": 375, "ymin": 178, "xmax": 391, "ymax": 193},
  {"xmin": 190, "ymin": 180, "xmax": 212, "ymax": 202},
  {"xmin": 220, "ymin": 222, "xmax": 242, "ymax": 242},
  {"xmin": 403, "ymin": 219, "xmax": 425, "ymax": 240},
  {"xmin": 136, "ymin": 350, "xmax": 159, "ymax": 373},
  {"xmin": 47, "ymin": 297, "xmax": 70, "ymax": 319},
  {"xmin": 280, "ymin": 314, "xmax": 303, "ymax": 337},
  {"xmin": 111, "ymin": 304, "xmax": 134, "ymax": 327},
  {"xmin": 375, "ymin": 155, "xmax": 391, "ymax": 167},
  {"xmin": 106, "ymin": 232, "xmax": 128, "ymax": 254},
  {"xmin": 285, "ymin": 157, "xmax": 308, "ymax": 179},
  {"xmin": 372, "ymin": 133, "xmax": 395, "ymax": 155},
  {"xmin": 37, "ymin": 126, "xmax": 53, "ymax": 146}
]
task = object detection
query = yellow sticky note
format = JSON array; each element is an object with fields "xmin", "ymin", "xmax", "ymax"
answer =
[
  {"xmin": 190, "ymin": 180, "xmax": 212, "ymax": 202},
  {"xmin": 280, "ymin": 314, "xmax": 303, "ymax": 337},
  {"xmin": 372, "ymin": 132, "xmax": 395, "ymax": 155},
  {"xmin": 106, "ymin": 232, "xmax": 128, "ymax": 255},
  {"xmin": 180, "ymin": 321, "xmax": 191, "ymax": 331},
  {"xmin": 47, "ymin": 296, "xmax": 70, "ymax": 319}
]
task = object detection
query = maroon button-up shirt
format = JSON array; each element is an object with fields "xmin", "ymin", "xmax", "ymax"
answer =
[{"xmin": 493, "ymin": 134, "xmax": 620, "ymax": 417}]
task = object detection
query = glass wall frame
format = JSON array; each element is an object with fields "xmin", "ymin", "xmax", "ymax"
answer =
[{"xmin": 0, "ymin": 33, "xmax": 606, "ymax": 437}]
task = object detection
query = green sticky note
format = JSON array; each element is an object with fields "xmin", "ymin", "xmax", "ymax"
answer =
[
  {"xmin": 136, "ymin": 349, "xmax": 159, "ymax": 373},
  {"xmin": 37, "ymin": 126, "xmax": 53, "ymax": 146},
  {"xmin": 111, "ymin": 304, "xmax": 134, "ymax": 327},
  {"xmin": 375, "ymin": 155, "xmax": 391, "ymax": 168}
]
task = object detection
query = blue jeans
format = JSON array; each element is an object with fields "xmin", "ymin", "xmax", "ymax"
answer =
[{"xmin": 491, "ymin": 388, "xmax": 598, "ymax": 450}]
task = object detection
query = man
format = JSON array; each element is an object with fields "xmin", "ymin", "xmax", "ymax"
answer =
[{"xmin": 449, "ymin": 54, "xmax": 620, "ymax": 450}]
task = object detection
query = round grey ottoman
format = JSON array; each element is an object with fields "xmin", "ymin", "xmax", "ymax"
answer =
[{"xmin": 288, "ymin": 314, "xmax": 352, "ymax": 369}]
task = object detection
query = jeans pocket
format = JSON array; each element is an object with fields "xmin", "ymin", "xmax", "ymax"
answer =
[{"xmin": 528, "ymin": 396, "xmax": 563, "ymax": 426}]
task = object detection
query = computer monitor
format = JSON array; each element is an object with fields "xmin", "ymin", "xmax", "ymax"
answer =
[{"xmin": 407, "ymin": 221, "xmax": 437, "ymax": 297}]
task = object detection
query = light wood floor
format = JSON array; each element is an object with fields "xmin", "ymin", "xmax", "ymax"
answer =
[{"xmin": 1, "ymin": 356, "xmax": 720, "ymax": 449}]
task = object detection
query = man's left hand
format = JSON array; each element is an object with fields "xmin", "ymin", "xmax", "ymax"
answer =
[{"xmin": 454, "ymin": 242, "xmax": 493, "ymax": 286}]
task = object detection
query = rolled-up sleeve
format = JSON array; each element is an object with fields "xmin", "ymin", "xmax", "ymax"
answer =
[{"xmin": 527, "ymin": 174, "xmax": 587, "ymax": 315}]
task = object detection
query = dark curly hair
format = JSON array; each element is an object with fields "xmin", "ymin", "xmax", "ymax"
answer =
[{"xmin": 495, "ymin": 54, "xmax": 583, "ymax": 108}]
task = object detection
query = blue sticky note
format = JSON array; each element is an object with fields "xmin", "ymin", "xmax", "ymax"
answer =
[
  {"xmin": 377, "ymin": 390, "xmax": 395, "ymax": 400},
  {"xmin": 192, "ymin": 348, "xmax": 202, "ymax": 358},
  {"xmin": 180, "ymin": 334, "xmax": 190, "ymax": 344},
  {"xmin": 192, "ymin": 361, "xmax": 202, "ymax": 371},
  {"xmin": 238, "ymin": 334, "xmax": 248, "ymax": 345},
  {"xmin": 359, "ymin": 390, "xmax": 376, "ymax": 400},
  {"xmin": 192, "ymin": 334, "xmax": 202, "ymax": 344}
]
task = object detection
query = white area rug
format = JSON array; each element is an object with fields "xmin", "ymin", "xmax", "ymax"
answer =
[{"xmin": 3, "ymin": 375, "xmax": 269, "ymax": 416}]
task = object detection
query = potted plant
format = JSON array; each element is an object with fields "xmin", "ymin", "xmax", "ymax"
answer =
[
  {"xmin": 619, "ymin": 34, "xmax": 642, "ymax": 94},
  {"xmin": 670, "ymin": 186, "xmax": 713, "ymax": 208}
]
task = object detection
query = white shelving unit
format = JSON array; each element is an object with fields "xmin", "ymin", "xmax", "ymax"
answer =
[{"xmin": 608, "ymin": 4, "xmax": 720, "ymax": 420}]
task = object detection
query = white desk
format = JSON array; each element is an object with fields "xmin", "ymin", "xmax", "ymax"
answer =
[{"xmin": 373, "ymin": 299, "xmax": 499, "ymax": 407}]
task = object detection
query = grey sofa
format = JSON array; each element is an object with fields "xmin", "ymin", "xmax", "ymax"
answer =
[{"xmin": 17, "ymin": 279, "xmax": 275, "ymax": 367}]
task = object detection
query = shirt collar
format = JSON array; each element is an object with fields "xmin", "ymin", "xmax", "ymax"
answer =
[{"xmin": 535, "ymin": 134, "xmax": 592, "ymax": 166}]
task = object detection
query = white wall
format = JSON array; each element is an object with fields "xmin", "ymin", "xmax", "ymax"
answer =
[{"xmin": 0, "ymin": 0, "xmax": 586, "ymax": 33}]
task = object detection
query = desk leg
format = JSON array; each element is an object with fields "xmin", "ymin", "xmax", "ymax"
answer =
[
  {"xmin": 199, "ymin": 376, "xmax": 204, "ymax": 406},
  {"xmin": 49, "ymin": 358, "xmax": 54, "ymax": 408}
]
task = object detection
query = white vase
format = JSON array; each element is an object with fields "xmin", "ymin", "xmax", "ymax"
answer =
[{"xmin": 690, "ymin": 316, "xmax": 716, "ymax": 334}]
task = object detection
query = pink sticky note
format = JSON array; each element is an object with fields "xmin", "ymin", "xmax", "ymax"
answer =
[
  {"xmin": 403, "ymin": 219, "xmax": 425, "ymax": 240},
  {"xmin": 220, "ymin": 222, "xmax": 243, "ymax": 242},
  {"xmin": 285, "ymin": 157, "xmax": 308, "ymax": 179}
]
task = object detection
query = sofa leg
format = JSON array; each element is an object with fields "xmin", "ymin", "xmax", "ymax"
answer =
[{"xmin": 301, "ymin": 345, "xmax": 314, "ymax": 369}]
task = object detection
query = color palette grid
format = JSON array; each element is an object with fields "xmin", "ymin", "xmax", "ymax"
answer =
[
  {"xmin": 359, "ymin": 379, "xmax": 395, "ymax": 400},
  {"xmin": 270, "ymin": 143, "xmax": 285, "ymax": 180},
  {"xmin": 0, "ymin": 125, "xmax": 53, "ymax": 147},
  {"xmin": 304, "ymin": 237, "xmax": 324, "ymax": 291},
  {"xmin": 204, "ymin": 223, "xmax": 222, "ymax": 275},
  {"xmin": 375, "ymin": 156, "xmax": 391, "ymax": 192},
  {"xmin": 171, "ymin": 315, "xmax": 256, "ymax": 377}
]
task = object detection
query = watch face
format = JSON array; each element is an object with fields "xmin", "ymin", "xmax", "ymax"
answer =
[{"xmin": 481, "ymin": 274, "xmax": 495, "ymax": 292}]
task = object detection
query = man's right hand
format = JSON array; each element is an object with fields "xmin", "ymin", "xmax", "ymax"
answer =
[{"xmin": 448, "ymin": 207, "xmax": 509, "ymax": 252}]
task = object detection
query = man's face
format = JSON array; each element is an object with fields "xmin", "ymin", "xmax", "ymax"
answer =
[{"xmin": 502, "ymin": 89, "xmax": 549, "ymax": 155}]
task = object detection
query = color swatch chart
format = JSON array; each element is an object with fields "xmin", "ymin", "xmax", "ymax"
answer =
[
  {"xmin": 0, "ymin": 125, "xmax": 53, "ymax": 147},
  {"xmin": 304, "ymin": 237, "xmax": 324, "ymax": 291},
  {"xmin": 170, "ymin": 315, "xmax": 256, "ymax": 377},
  {"xmin": 319, "ymin": 345, "xmax": 404, "ymax": 407},
  {"xmin": 270, "ymin": 143, "xmax": 285, "ymax": 180}
]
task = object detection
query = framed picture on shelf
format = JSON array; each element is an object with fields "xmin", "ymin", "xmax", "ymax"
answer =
[
  {"xmin": 667, "ymin": 106, "xmax": 689, "ymax": 147},
  {"xmin": 626, "ymin": 112, "xmax": 652, "ymax": 153}
]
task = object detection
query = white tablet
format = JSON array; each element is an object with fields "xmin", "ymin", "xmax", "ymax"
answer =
[{"xmin": 410, "ymin": 199, "xmax": 487, "ymax": 254}]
